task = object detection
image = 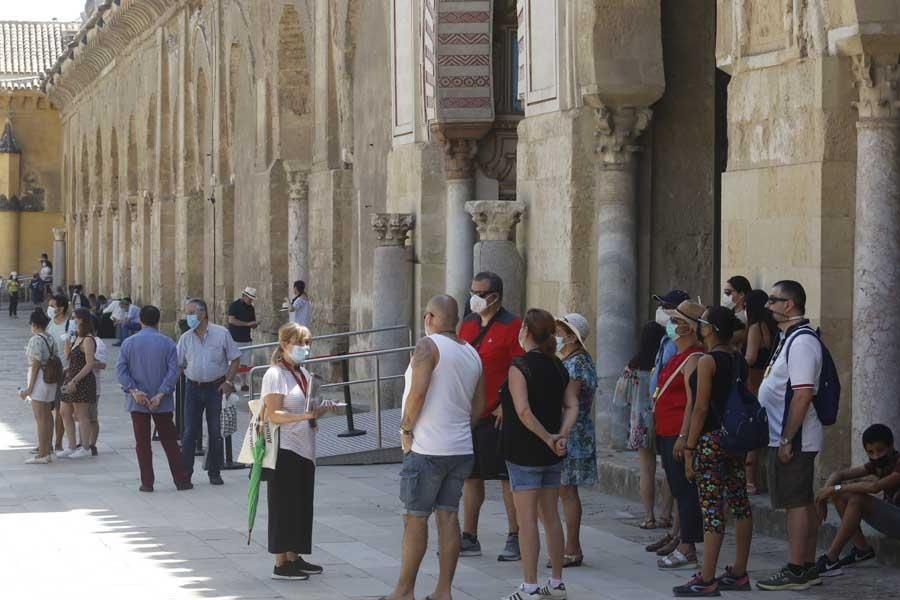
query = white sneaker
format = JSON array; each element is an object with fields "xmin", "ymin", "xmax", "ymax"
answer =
[
  {"xmin": 539, "ymin": 581, "xmax": 567, "ymax": 599},
  {"xmin": 25, "ymin": 455, "xmax": 52, "ymax": 464},
  {"xmin": 55, "ymin": 448, "xmax": 75, "ymax": 458},
  {"xmin": 501, "ymin": 586, "xmax": 542, "ymax": 600},
  {"xmin": 69, "ymin": 447, "xmax": 91, "ymax": 459}
]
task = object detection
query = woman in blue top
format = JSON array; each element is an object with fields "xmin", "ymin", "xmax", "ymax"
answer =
[{"xmin": 554, "ymin": 313, "xmax": 598, "ymax": 568}]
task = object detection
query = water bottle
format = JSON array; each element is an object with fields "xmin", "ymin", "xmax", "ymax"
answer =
[{"xmin": 17, "ymin": 387, "xmax": 32, "ymax": 405}]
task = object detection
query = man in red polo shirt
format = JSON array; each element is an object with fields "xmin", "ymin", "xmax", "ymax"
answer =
[{"xmin": 458, "ymin": 271, "xmax": 525, "ymax": 561}]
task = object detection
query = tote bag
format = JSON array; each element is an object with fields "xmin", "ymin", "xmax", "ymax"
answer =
[{"xmin": 237, "ymin": 397, "xmax": 279, "ymax": 470}]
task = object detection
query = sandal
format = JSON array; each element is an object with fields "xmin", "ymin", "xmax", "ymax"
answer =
[
  {"xmin": 657, "ymin": 549, "xmax": 698, "ymax": 570},
  {"xmin": 645, "ymin": 533, "xmax": 673, "ymax": 553},
  {"xmin": 639, "ymin": 518, "xmax": 657, "ymax": 530},
  {"xmin": 657, "ymin": 517, "xmax": 673, "ymax": 529},
  {"xmin": 545, "ymin": 554, "xmax": 584, "ymax": 568},
  {"xmin": 656, "ymin": 536, "xmax": 681, "ymax": 556}
]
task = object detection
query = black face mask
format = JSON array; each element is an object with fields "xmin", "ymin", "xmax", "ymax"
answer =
[{"xmin": 871, "ymin": 451, "xmax": 897, "ymax": 470}]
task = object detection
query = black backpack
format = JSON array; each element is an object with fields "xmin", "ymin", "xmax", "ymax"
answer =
[
  {"xmin": 783, "ymin": 327, "xmax": 840, "ymax": 427},
  {"xmin": 714, "ymin": 353, "xmax": 769, "ymax": 455}
]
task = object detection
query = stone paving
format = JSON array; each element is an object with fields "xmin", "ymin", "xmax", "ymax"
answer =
[{"xmin": 1, "ymin": 307, "xmax": 898, "ymax": 599}]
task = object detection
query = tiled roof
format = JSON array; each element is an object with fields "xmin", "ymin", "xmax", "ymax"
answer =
[{"xmin": 0, "ymin": 21, "xmax": 80, "ymax": 89}]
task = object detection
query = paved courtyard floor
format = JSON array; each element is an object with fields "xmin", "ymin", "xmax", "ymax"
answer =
[{"xmin": 1, "ymin": 308, "xmax": 898, "ymax": 599}]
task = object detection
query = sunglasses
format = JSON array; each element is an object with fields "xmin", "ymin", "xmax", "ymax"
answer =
[
  {"xmin": 469, "ymin": 290, "xmax": 496, "ymax": 298},
  {"xmin": 767, "ymin": 296, "xmax": 789, "ymax": 305}
]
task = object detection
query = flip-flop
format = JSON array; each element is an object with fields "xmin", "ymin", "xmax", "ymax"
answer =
[{"xmin": 639, "ymin": 518, "xmax": 657, "ymax": 529}]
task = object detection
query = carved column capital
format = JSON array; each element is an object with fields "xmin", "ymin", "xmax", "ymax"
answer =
[
  {"xmin": 465, "ymin": 200, "xmax": 525, "ymax": 241},
  {"xmin": 285, "ymin": 167, "xmax": 309, "ymax": 200},
  {"xmin": 371, "ymin": 213, "xmax": 415, "ymax": 247},
  {"xmin": 593, "ymin": 105, "xmax": 653, "ymax": 167},
  {"xmin": 52, "ymin": 226, "xmax": 67, "ymax": 242},
  {"xmin": 93, "ymin": 204, "xmax": 104, "ymax": 219},
  {"xmin": 108, "ymin": 202, "xmax": 118, "ymax": 217},
  {"xmin": 127, "ymin": 194, "xmax": 139, "ymax": 221},
  {"xmin": 141, "ymin": 189, "xmax": 154, "ymax": 207},
  {"xmin": 852, "ymin": 54, "xmax": 900, "ymax": 122}
]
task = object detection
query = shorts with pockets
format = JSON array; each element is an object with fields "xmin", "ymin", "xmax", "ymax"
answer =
[
  {"xmin": 768, "ymin": 449, "xmax": 816, "ymax": 510},
  {"xmin": 399, "ymin": 452, "xmax": 474, "ymax": 517}
]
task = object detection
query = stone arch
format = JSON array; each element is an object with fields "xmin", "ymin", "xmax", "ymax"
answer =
[{"xmin": 276, "ymin": 4, "xmax": 313, "ymax": 165}]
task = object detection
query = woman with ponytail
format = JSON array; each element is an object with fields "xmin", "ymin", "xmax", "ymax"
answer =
[{"xmin": 499, "ymin": 309, "xmax": 579, "ymax": 600}]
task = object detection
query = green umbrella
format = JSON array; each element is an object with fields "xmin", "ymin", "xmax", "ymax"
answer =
[{"xmin": 247, "ymin": 433, "xmax": 267, "ymax": 545}]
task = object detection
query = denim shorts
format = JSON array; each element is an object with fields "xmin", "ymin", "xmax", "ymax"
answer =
[
  {"xmin": 399, "ymin": 452, "xmax": 474, "ymax": 517},
  {"xmin": 505, "ymin": 461, "xmax": 563, "ymax": 492}
]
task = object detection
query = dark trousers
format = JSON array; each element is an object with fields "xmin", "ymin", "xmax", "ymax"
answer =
[
  {"xmin": 8, "ymin": 295, "xmax": 17, "ymax": 316},
  {"xmin": 116, "ymin": 321, "xmax": 140, "ymax": 344},
  {"xmin": 131, "ymin": 411, "xmax": 187, "ymax": 487},
  {"xmin": 658, "ymin": 435, "xmax": 704, "ymax": 544},
  {"xmin": 268, "ymin": 449, "xmax": 315, "ymax": 554},
  {"xmin": 181, "ymin": 380, "xmax": 223, "ymax": 478}
]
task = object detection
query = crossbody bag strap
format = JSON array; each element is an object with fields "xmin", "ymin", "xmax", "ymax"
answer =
[
  {"xmin": 654, "ymin": 352, "xmax": 703, "ymax": 400},
  {"xmin": 281, "ymin": 360, "xmax": 310, "ymax": 398},
  {"xmin": 40, "ymin": 333, "xmax": 55, "ymax": 357}
]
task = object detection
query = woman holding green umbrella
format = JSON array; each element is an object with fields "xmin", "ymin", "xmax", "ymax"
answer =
[{"xmin": 260, "ymin": 322, "xmax": 333, "ymax": 580}]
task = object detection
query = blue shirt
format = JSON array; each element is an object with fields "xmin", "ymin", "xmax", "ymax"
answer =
[
  {"xmin": 116, "ymin": 327, "xmax": 179, "ymax": 413},
  {"xmin": 649, "ymin": 336, "xmax": 677, "ymax": 396}
]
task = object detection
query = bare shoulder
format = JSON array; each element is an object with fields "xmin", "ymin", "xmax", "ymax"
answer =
[{"xmin": 413, "ymin": 336, "xmax": 438, "ymax": 365}]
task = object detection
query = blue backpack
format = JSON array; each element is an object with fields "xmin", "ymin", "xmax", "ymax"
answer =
[
  {"xmin": 715, "ymin": 353, "xmax": 769, "ymax": 454},
  {"xmin": 784, "ymin": 327, "xmax": 841, "ymax": 427}
]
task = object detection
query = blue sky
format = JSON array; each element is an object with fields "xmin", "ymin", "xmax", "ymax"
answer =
[{"xmin": 1, "ymin": 0, "xmax": 82, "ymax": 22}]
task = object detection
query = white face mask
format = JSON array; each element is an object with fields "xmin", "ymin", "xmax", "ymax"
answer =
[
  {"xmin": 555, "ymin": 336, "xmax": 565, "ymax": 353},
  {"xmin": 655, "ymin": 307, "xmax": 669, "ymax": 328},
  {"xmin": 290, "ymin": 345, "xmax": 310, "ymax": 364},
  {"xmin": 469, "ymin": 293, "xmax": 496, "ymax": 315},
  {"xmin": 46, "ymin": 306, "xmax": 56, "ymax": 319},
  {"xmin": 721, "ymin": 294, "xmax": 735, "ymax": 309}
]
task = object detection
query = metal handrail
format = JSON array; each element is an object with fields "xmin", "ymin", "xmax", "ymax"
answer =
[
  {"xmin": 238, "ymin": 324, "xmax": 412, "ymax": 352},
  {"xmin": 247, "ymin": 344, "xmax": 415, "ymax": 449}
]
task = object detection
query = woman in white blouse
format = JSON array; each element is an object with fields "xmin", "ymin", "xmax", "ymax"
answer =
[
  {"xmin": 20, "ymin": 308, "xmax": 59, "ymax": 464},
  {"xmin": 289, "ymin": 280, "xmax": 311, "ymax": 327},
  {"xmin": 261, "ymin": 322, "xmax": 333, "ymax": 581}
]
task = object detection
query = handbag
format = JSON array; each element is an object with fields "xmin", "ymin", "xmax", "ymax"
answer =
[
  {"xmin": 220, "ymin": 392, "xmax": 239, "ymax": 438},
  {"xmin": 40, "ymin": 334, "xmax": 63, "ymax": 385},
  {"xmin": 237, "ymin": 396, "xmax": 280, "ymax": 470}
]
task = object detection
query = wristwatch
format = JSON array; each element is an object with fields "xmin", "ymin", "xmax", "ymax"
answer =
[
  {"xmin": 779, "ymin": 436, "xmax": 791, "ymax": 447},
  {"xmin": 834, "ymin": 484, "xmax": 842, "ymax": 493},
  {"xmin": 400, "ymin": 428, "xmax": 413, "ymax": 436}
]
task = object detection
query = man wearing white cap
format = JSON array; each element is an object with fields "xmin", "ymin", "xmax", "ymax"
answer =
[{"xmin": 227, "ymin": 287, "xmax": 259, "ymax": 344}]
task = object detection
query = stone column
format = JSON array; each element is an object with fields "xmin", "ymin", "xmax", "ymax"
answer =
[
  {"xmin": 109, "ymin": 203, "xmax": 120, "ymax": 294},
  {"xmin": 465, "ymin": 200, "xmax": 526, "ymax": 317},
  {"xmin": 52, "ymin": 226, "xmax": 67, "ymax": 292},
  {"xmin": 851, "ymin": 54, "xmax": 900, "ymax": 463},
  {"xmin": 443, "ymin": 139, "xmax": 478, "ymax": 307},
  {"xmin": 593, "ymin": 106, "xmax": 653, "ymax": 419},
  {"xmin": 127, "ymin": 195, "xmax": 139, "ymax": 299},
  {"xmin": 371, "ymin": 213, "xmax": 416, "ymax": 408},
  {"xmin": 286, "ymin": 165, "xmax": 310, "ymax": 284}
]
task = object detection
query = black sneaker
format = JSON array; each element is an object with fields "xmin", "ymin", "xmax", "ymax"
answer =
[
  {"xmin": 715, "ymin": 566, "xmax": 751, "ymax": 591},
  {"xmin": 271, "ymin": 562, "xmax": 309, "ymax": 580},
  {"xmin": 209, "ymin": 474, "xmax": 224, "ymax": 485},
  {"xmin": 804, "ymin": 564, "xmax": 822, "ymax": 586},
  {"xmin": 90, "ymin": 445, "xmax": 98, "ymax": 456},
  {"xmin": 816, "ymin": 553, "xmax": 843, "ymax": 578},
  {"xmin": 460, "ymin": 532, "xmax": 482, "ymax": 557},
  {"xmin": 673, "ymin": 572, "xmax": 721, "ymax": 597},
  {"xmin": 292, "ymin": 557, "xmax": 323, "ymax": 575},
  {"xmin": 839, "ymin": 546, "xmax": 875, "ymax": 567},
  {"xmin": 755, "ymin": 565, "xmax": 809, "ymax": 591}
]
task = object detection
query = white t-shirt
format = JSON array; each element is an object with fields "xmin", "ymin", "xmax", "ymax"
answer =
[
  {"xmin": 758, "ymin": 325, "xmax": 824, "ymax": 452},
  {"xmin": 401, "ymin": 334, "xmax": 482, "ymax": 456},
  {"xmin": 291, "ymin": 295, "xmax": 311, "ymax": 327},
  {"xmin": 46, "ymin": 317, "xmax": 75, "ymax": 369},
  {"xmin": 93, "ymin": 337, "xmax": 107, "ymax": 395},
  {"xmin": 260, "ymin": 364, "xmax": 316, "ymax": 462},
  {"xmin": 40, "ymin": 265, "xmax": 52, "ymax": 281}
]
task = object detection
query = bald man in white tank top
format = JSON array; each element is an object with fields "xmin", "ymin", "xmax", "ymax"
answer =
[{"xmin": 383, "ymin": 295, "xmax": 485, "ymax": 600}]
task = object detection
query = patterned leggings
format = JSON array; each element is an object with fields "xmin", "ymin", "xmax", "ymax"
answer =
[{"xmin": 695, "ymin": 429, "xmax": 752, "ymax": 534}]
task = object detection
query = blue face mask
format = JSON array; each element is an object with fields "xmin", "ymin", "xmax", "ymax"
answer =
[
  {"xmin": 186, "ymin": 314, "xmax": 200, "ymax": 330},
  {"xmin": 665, "ymin": 321, "xmax": 680, "ymax": 341},
  {"xmin": 290, "ymin": 345, "xmax": 310, "ymax": 364}
]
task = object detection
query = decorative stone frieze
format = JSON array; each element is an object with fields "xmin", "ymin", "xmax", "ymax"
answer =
[
  {"xmin": 594, "ymin": 105, "xmax": 653, "ymax": 167},
  {"xmin": 465, "ymin": 200, "xmax": 525, "ymax": 241},
  {"xmin": 851, "ymin": 54, "xmax": 900, "ymax": 122},
  {"xmin": 371, "ymin": 213, "xmax": 415, "ymax": 247}
]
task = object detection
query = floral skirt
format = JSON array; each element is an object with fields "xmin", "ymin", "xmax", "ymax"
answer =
[{"xmin": 561, "ymin": 454, "xmax": 598, "ymax": 487}]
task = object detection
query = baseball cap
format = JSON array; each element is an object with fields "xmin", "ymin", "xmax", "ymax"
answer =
[{"xmin": 652, "ymin": 289, "xmax": 689, "ymax": 307}]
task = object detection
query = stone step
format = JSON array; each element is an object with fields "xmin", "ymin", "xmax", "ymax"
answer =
[{"xmin": 596, "ymin": 447, "xmax": 900, "ymax": 568}]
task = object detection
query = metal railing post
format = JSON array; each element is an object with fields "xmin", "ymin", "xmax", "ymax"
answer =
[
  {"xmin": 337, "ymin": 353, "xmax": 366, "ymax": 437},
  {"xmin": 374, "ymin": 356, "xmax": 382, "ymax": 449}
]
